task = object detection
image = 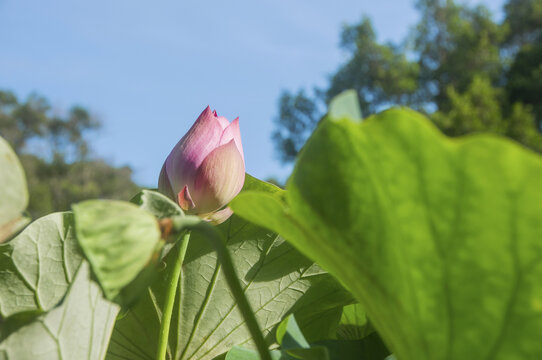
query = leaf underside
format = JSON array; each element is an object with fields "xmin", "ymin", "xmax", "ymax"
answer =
[
  {"xmin": 0, "ymin": 212, "xmax": 82, "ymax": 319},
  {"xmin": 107, "ymin": 215, "xmax": 351, "ymax": 360},
  {"xmin": 0, "ymin": 262, "xmax": 119, "ymax": 359},
  {"xmin": 0, "ymin": 136, "xmax": 28, "ymax": 243}
]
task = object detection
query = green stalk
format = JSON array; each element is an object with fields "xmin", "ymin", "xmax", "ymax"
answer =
[
  {"xmin": 156, "ymin": 231, "xmax": 191, "ymax": 360},
  {"xmin": 175, "ymin": 218, "xmax": 272, "ymax": 360},
  {"xmin": 164, "ymin": 216, "xmax": 272, "ymax": 360},
  {"xmin": 204, "ymin": 226, "xmax": 272, "ymax": 360}
]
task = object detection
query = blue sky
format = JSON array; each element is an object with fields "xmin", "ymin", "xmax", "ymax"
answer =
[{"xmin": 0, "ymin": 0, "xmax": 504, "ymax": 187}]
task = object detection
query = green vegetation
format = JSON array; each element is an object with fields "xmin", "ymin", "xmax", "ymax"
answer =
[
  {"xmin": 2, "ymin": 90, "xmax": 542, "ymax": 359},
  {"xmin": 1, "ymin": 0, "xmax": 542, "ymax": 358},
  {"xmin": 0, "ymin": 90, "xmax": 139, "ymax": 218},
  {"xmin": 273, "ymin": 0, "xmax": 542, "ymax": 162}
]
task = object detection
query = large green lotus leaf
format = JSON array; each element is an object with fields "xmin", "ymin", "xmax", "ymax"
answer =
[
  {"xmin": 73, "ymin": 200, "xmax": 162, "ymax": 300},
  {"xmin": 230, "ymin": 108, "xmax": 542, "ymax": 360},
  {"xmin": 0, "ymin": 212, "xmax": 82, "ymax": 318},
  {"xmin": 106, "ymin": 178, "xmax": 352, "ymax": 360},
  {"xmin": 0, "ymin": 261, "xmax": 119, "ymax": 359},
  {"xmin": 0, "ymin": 136, "xmax": 28, "ymax": 242}
]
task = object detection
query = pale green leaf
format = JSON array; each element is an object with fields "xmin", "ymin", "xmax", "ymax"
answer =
[
  {"xmin": 0, "ymin": 212, "xmax": 82, "ymax": 318},
  {"xmin": 131, "ymin": 189, "xmax": 184, "ymax": 219},
  {"xmin": 328, "ymin": 90, "xmax": 362, "ymax": 122},
  {"xmin": 275, "ymin": 315, "xmax": 329, "ymax": 360},
  {"xmin": 73, "ymin": 200, "xmax": 162, "ymax": 300},
  {"xmin": 276, "ymin": 315, "xmax": 309, "ymax": 349},
  {"xmin": 0, "ymin": 136, "xmax": 28, "ymax": 242},
  {"xmin": 0, "ymin": 262, "xmax": 119, "ymax": 359}
]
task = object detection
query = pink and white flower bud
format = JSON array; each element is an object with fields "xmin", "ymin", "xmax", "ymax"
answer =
[{"xmin": 158, "ymin": 106, "xmax": 245, "ymax": 224}]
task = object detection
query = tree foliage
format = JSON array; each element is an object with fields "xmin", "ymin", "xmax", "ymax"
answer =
[
  {"xmin": 327, "ymin": 17, "xmax": 420, "ymax": 114},
  {"xmin": 273, "ymin": 0, "xmax": 542, "ymax": 162},
  {"xmin": 0, "ymin": 90, "xmax": 139, "ymax": 218}
]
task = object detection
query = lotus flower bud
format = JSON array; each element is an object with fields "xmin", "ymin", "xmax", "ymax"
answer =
[{"xmin": 158, "ymin": 106, "xmax": 245, "ymax": 224}]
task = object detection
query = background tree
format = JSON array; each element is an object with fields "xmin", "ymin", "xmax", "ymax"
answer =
[
  {"xmin": 503, "ymin": 0, "xmax": 542, "ymax": 123},
  {"xmin": 0, "ymin": 89, "xmax": 139, "ymax": 218},
  {"xmin": 273, "ymin": 0, "xmax": 542, "ymax": 162}
]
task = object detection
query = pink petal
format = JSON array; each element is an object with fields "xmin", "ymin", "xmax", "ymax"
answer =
[
  {"xmin": 219, "ymin": 117, "xmax": 244, "ymax": 162},
  {"xmin": 212, "ymin": 109, "xmax": 231, "ymax": 130},
  {"xmin": 158, "ymin": 162, "xmax": 175, "ymax": 199},
  {"xmin": 192, "ymin": 140, "xmax": 245, "ymax": 214},
  {"xmin": 200, "ymin": 207, "xmax": 234, "ymax": 224},
  {"xmin": 178, "ymin": 185, "xmax": 196, "ymax": 211},
  {"xmin": 165, "ymin": 106, "xmax": 224, "ymax": 194}
]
